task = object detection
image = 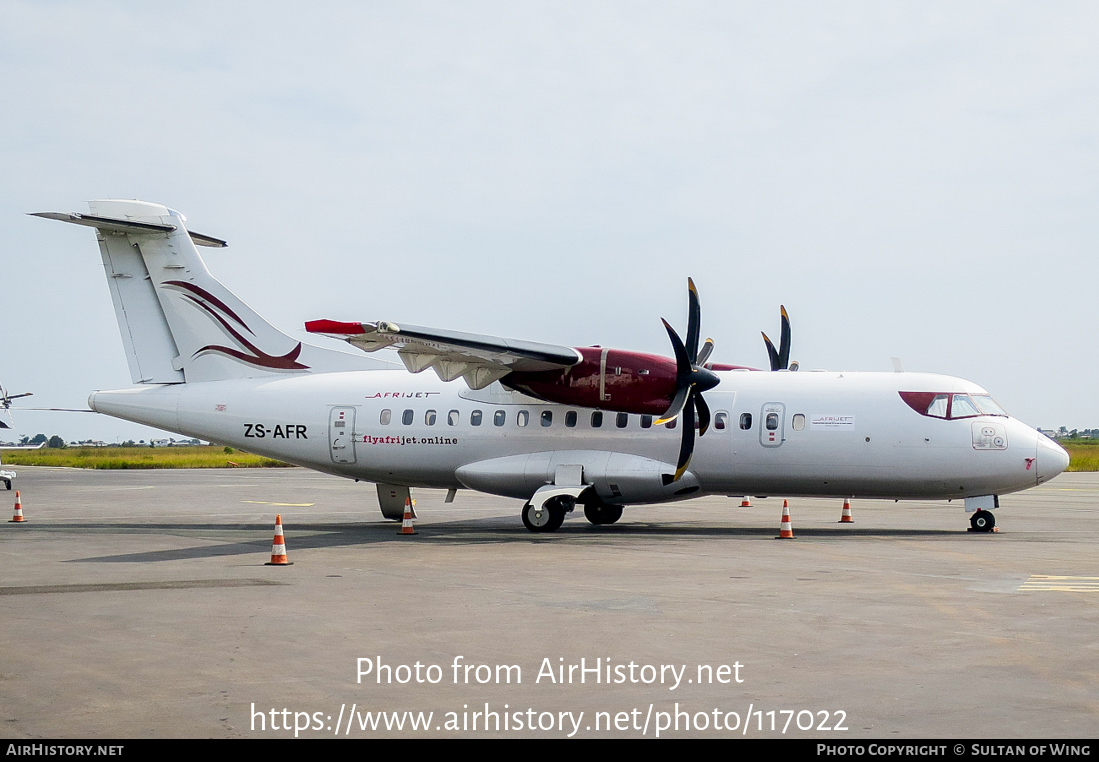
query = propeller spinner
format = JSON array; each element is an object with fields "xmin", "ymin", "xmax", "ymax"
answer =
[{"xmin": 655, "ymin": 278, "xmax": 720, "ymax": 481}]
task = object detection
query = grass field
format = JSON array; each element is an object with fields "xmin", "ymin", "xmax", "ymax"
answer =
[
  {"xmin": 0, "ymin": 446, "xmax": 291, "ymax": 470},
  {"xmin": 1063, "ymin": 441, "xmax": 1099, "ymax": 472}
]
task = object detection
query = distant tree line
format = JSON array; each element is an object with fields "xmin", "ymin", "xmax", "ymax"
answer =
[
  {"xmin": 14, "ymin": 435, "xmax": 204, "ymax": 448},
  {"xmin": 1055, "ymin": 428, "xmax": 1099, "ymax": 439}
]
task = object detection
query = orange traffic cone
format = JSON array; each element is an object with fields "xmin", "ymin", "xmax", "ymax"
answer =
[
  {"xmin": 839, "ymin": 498, "xmax": 854, "ymax": 523},
  {"xmin": 777, "ymin": 500, "xmax": 794, "ymax": 539},
  {"xmin": 740, "ymin": 496, "xmax": 752, "ymax": 507},
  {"xmin": 9, "ymin": 491, "xmax": 24, "ymax": 523},
  {"xmin": 398, "ymin": 498, "xmax": 417, "ymax": 535},
  {"xmin": 265, "ymin": 514, "xmax": 292, "ymax": 565}
]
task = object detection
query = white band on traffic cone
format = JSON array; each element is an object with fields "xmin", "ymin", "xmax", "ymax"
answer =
[{"xmin": 266, "ymin": 514, "xmax": 292, "ymax": 565}]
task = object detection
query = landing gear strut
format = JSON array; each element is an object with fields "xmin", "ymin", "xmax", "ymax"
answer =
[
  {"xmin": 522, "ymin": 495, "xmax": 574, "ymax": 533},
  {"xmin": 584, "ymin": 503, "xmax": 623, "ymax": 525},
  {"xmin": 969, "ymin": 509, "xmax": 997, "ymax": 533}
]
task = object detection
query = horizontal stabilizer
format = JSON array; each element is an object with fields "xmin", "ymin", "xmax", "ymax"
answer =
[{"xmin": 30, "ymin": 212, "xmax": 227, "ymax": 248}]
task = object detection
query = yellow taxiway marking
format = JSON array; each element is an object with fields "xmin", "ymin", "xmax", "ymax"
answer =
[
  {"xmin": 1017, "ymin": 575, "xmax": 1099, "ymax": 592},
  {"xmin": 241, "ymin": 500, "xmax": 315, "ymax": 507}
]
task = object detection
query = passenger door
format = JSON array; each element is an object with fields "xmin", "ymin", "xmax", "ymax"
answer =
[
  {"xmin": 760, "ymin": 402, "xmax": 786, "ymax": 448},
  {"xmin": 329, "ymin": 406, "xmax": 357, "ymax": 464}
]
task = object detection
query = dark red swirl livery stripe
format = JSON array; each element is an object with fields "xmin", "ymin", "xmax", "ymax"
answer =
[
  {"xmin": 162, "ymin": 281, "xmax": 309, "ymax": 371},
  {"xmin": 162, "ymin": 280, "xmax": 254, "ymax": 335}
]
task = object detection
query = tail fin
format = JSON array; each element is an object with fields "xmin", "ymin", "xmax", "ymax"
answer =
[{"xmin": 35, "ymin": 200, "xmax": 388, "ymax": 383}]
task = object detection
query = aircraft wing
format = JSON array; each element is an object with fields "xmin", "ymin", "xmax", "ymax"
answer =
[{"xmin": 305, "ymin": 319, "xmax": 581, "ymax": 389}]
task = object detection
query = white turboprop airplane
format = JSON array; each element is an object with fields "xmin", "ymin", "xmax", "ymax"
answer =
[{"xmin": 34, "ymin": 200, "xmax": 1069, "ymax": 533}]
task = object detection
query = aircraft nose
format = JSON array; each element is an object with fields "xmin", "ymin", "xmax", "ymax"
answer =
[{"xmin": 1035, "ymin": 434, "xmax": 1070, "ymax": 484}]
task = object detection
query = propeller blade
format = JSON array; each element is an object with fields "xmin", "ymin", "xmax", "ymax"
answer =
[
  {"xmin": 762, "ymin": 331, "xmax": 781, "ymax": 371},
  {"xmin": 778, "ymin": 305, "xmax": 791, "ymax": 370},
  {"xmin": 762, "ymin": 306, "xmax": 792, "ymax": 370},
  {"xmin": 696, "ymin": 338, "xmax": 715, "ymax": 367},
  {"xmin": 661, "ymin": 318, "xmax": 691, "ymax": 376},
  {"xmin": 662, "ymin": 279, "xmax": 721, "ymax": 479},
  {"xmin": 695, "ymin": 389, "xmax": 712, "ymax": 437},
  {"xmin": 674, "ymin": 395, "xmax": 696, "ymax": 481},
  {"xmin": 685, "ymin": 278, "xmax": 701, "ymax": 363},
  {"xmin": 655, "ymin": 382, "xmax": 691, "ymax": 426}
]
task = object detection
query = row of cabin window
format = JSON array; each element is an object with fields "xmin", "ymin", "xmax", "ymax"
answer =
[{"xmin": 378, "ymin": 408, "xmax": 734, "ymax": 430}]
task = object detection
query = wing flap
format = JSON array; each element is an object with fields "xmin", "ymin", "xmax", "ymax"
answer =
[{"xmin": 306, "ymin": 318, "xmax": 580, "ymax": 388}]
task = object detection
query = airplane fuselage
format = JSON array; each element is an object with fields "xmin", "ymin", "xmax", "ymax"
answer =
[{"xmin": 89, "ymin": 368, "xmax": 1065, "ymax": 504}]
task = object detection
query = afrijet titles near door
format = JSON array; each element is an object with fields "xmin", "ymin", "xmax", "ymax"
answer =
[{"xmin": 35, "ymin": 200, "xmax": 1069, "ymax": 532}]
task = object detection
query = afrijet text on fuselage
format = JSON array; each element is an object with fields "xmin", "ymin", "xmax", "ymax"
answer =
[{"xmin": 34, "ymin": 200, "xmax": 1069, "ymax": 532}]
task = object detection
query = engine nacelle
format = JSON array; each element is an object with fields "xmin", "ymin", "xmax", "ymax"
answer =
[
  {"xmin": 504, "ymin": 347, "xmax": 679, "ymax": 416},
  {"xmin": 455, "ymin": 450, "xmax": 702, "ymax": 505}
]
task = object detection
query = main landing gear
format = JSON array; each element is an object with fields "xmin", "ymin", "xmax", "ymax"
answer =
[
  {"xmin": 522, "ymin": 495, "xmax": 574, "ymax": 533},
  {"xmin": 521, "ymin": 495, "xmax": 626, "ymax": 532},
  {"xmin": 969, "ymin": 510, "xmax": 997, "ymax": 533},
  {"xmin": 583, "ymin": 503, "xmax": 623, "ymax": 525}
]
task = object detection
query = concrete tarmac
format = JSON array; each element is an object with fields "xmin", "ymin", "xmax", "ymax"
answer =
[{"xmin": 0, "ymin": 466, "xmax": 1096, "ymax": 739}]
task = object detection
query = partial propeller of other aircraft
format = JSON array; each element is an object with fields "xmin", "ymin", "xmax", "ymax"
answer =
[
  {"xmin": 0, "ymin": 385, "xmax": 32, "ymax": 430},
  {"xmin": 0, "ymin": 386, "xmax": 33, "ymax": 409},
  {"xmin": 0, "ymin": 384, "xmax": 94, "ymax": 429}
]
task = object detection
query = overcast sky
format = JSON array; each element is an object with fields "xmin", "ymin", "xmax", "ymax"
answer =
[{"xmin": 2, "ymin": 1, "xmax": 1096, "ymax": 442}]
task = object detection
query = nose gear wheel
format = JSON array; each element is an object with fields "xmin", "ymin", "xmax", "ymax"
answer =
[{"xmin": 969, "ymin": 510, "xmax": 997, "ymax": 532}]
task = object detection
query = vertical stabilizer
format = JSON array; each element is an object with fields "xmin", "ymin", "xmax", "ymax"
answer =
[{"xmin": 92, "ymin": 201, "xmax": 186, "ymax": 383}]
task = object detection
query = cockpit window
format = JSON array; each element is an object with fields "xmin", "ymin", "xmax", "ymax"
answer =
[
  {"xmin": 948, "ymin": 394, "xmax": 982, "ymax": 419},
  {"xmin": 899, "ymin": 391, "xmax": 1009, "ymax": 420},
  {"xmin": 971, "ymin": 395, "xmax": 1008, "ymax": 416},
  {"xmin": 926, "ymin": 394, "xmax": 948, "ymax": 418}
]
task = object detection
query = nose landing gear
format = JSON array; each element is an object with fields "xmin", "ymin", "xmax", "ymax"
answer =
[{"xmin": 969, "ymin": 509, "xmax": 997, "ymax": 533}]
